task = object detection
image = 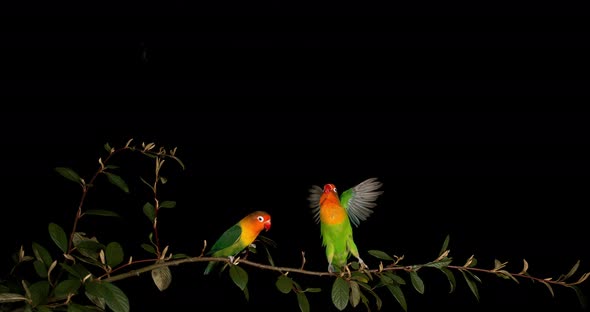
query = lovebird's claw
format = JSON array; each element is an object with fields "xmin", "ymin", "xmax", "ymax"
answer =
[{"xmin": 359, "ymin": 258, "xmax": 369, "ymax": 270}]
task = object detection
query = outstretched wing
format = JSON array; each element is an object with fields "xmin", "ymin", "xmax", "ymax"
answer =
[
  {"xmin": 206, "ymin": 224, "xmax": 242, "ymax": 255},
  {"xmin": 307, "ymin": 184, "xmax": 323, "ymax": 224},
  {"xmin": 340, "ymin": 177, "xmax": 383, "ymax": 227}
]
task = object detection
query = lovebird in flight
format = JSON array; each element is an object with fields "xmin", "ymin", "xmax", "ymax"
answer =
[
  {"xmin": 203, "ymin": 211, "xmax": 272, "ymax": 275},
  {"xmin": 308, "ymin": 178, "xmax": 383, "ymax": 273}
]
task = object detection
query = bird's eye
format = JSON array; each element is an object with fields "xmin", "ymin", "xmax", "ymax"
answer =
[{"xmin": 257, "ymin": 216, "xmax": 264, "ymax": 222}]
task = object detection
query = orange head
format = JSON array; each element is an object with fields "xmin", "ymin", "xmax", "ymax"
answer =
[
  {"xmin": 323, "ymin": 183, "xmax": 337, "ymax": 194},
  {"xmin": 243, "ymin": 210, "xmax": 271, "ymax": 232}
]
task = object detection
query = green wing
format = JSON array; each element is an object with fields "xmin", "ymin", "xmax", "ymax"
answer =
[
  {"xmin": 207, "ymin": 224, "xmax": 242, "ymax": 255},
  {"xmin": 340, "ymin": 177, "xmax": 383, "ymax": 227}
]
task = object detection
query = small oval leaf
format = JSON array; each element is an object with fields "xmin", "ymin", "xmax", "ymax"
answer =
[
  {"xmin": 102, "ymin": 282, "xmax": 130, "ymax": 312},
  {"xmin": 229, "ymin": 265, "xmax": 248, "ymax": 291},
  {"xmin": 409, "ymin": 271, "xmax": 425, "ymax": 294},
  {"xmin": 105, "ymin": 242, "xmax": 124, "ymax": 268},
  {"xmin": 386, "ymin": 284, "xmax": 408, "ymax": 312},
  {"xmin": 350, "ymin": 281, "xmax": 361, "ymax": 307},
  {"xmin": 439, "ymin": 267, "xmax": 456, "ymax": 293},
  {"xmin": 276, "ymin": 275, "xmax": 293, "ymax": 294},
  {"xmin": 55, "ymin": 167, "xmax": 82, "ymax": 184},
  {"xmin": 34, "ymin": 260, "xmax": 48, "ymax": 278},
  {"xmin": 151, "ymin": 266, "xmax": 172, "ymax": 291},
  {"xmin": 331, "ymin": 277, "xmax": 350, "ymax": 311},
  {"xmin": 368, "ymin": 250, "xmax": 394, "ymax": 261},
  {"xmin": 296, "ymin": 292, "xmax": 310, "ymax": 312},
  {"xmin": 141, "ymin": 244, "xmax": 156, "ymax": 255},
  {"xmin": 32, "ymin": 242, "xmax": 53, "ymax": 267},
  {"xmin": 48, "ymin": 223, "xmax": 68, "ymax": 253},
  {"xmin": 29, "ymin": 281, "xmax": 50, "ymax": 307},
  {"xmin": 104, "ymin": 172, "xmax": 129, "ymax": 194},
  {"xmin": 460, "ymin": 270, "xmax": 480, "ymax": 302},
  {"xmin": 143, "ymin": 203, "xmax": 155, "ymax": 222},
  {"xmin": 159, "ymin": 201, "xmax": 176, "ymax": 209},
  {"xmin": 84, "ymin": 210, "xmax": 121, "ymax": 218},
  {"xmin": 54, "ymin": 279, "xmax": 82, "ymax": 299}
]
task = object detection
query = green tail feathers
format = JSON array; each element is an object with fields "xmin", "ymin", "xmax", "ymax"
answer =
[{"xmin": 203, "ymin": 261, "xmax": 217, "ymax": 275}]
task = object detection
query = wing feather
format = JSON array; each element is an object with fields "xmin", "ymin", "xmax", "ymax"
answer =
[
  {"xmin": 341, "ymin": 177, "xmax": 383, "ymax": 227},
  {"xmin": 307, "ymin": 185, "xmax": 323, "ymax": 224},
  {"xmin": 207, "ymin": 224, "xmax": 242, "ymax": 255}
]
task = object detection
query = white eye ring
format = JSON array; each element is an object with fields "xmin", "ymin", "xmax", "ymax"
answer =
[{"xmin": 257, "ymin": 216, "xmax": 264, "ymax": 222}]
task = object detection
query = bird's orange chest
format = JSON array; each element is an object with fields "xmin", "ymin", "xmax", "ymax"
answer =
[{"xmin": 320, "ymin": 196, "xmax": 346, "ymax": 225}]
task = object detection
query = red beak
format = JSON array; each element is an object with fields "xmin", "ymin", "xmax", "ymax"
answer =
[{"xmin": 264, "ymin": 220, "xmax": 271, "ymax": 231}]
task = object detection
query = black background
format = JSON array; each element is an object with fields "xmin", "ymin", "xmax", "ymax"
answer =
[{"xmin": 2, "ymin": 0, "xmax": 590, "ymax": 311}]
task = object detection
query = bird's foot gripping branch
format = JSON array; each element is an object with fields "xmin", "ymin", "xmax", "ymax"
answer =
[{"xmin": 0, "ymin": 139, "xmax": 588, "ymax": 312}]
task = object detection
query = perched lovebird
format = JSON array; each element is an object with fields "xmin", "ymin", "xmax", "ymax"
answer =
[
  {"xmin": 308, "ymin": 178, "xmax": 383, "ymax": 273},
  {"xmin": 203, "ymin": 211, "xmax": 272, "ymax": 275}
]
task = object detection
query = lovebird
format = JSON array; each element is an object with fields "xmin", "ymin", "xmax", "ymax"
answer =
[
  {"xmin": 308, "ymin": 178, "xmax": 383, "ymax": 273},
  {"xmin": 203, "ymin": 210, "xmax": 272, "ymax": 275}
]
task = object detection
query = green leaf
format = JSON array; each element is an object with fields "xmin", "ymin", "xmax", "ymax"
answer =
[
  {"xmin": 229, "ymin": 265, "xmax": 248, "ymax": 291},
  {"xmin": 439, "ymin": 234, "xmax": 450, "ymax": 256},
  {"xmin": 75, "ymin": 240, "xmax": 104, "ymax": 261},
  {"xmin": 33, "ymin": 260, "xmax": 48, "ymax": 278},
  {"xmin": 105, "ymin": 242, "xmax": 124, "ymax": 267},
  {"xmin": 102, "ymin": 283, "xmax": 130, "ymax": 312},
  {"xmin": 55, "ymin": 167, "xmax": 82, "ymax": 184},
  {"xmin": 540, "ymin": 280, "xmax": 555, "ymax": 298},
  {"xmin": 143, "ymin": 202, "xmax": 155, "ymax": 222},
  {"xmin": 141, "ymin": 243, "xmax": 156, "ymax": 254},
  {"xmin": 84, "ymin": 210, "xmax": 121, "ymax": 217},
  {"xmin": 85, "ymin": 290, "xmax": 106, "ymax": 310},
  {"xmin": 423, "ymin": 258, "xmax": 453, "ymax": 268},
  {"xmin": 32, "ymin": 242, "xmax": 52, "ymax": 267},
  {"xmin": 103, "ymin": 172, "xmax": 129, "ymax": 193},
  {"xmin": 409, "ymin": 271, "xmax": 425, "ymax": 294},
  {"xmin": 564, "ymin": 260, "xmax": 580, "ymax": 281},
  {"xmin": 36, "ymin": 306, "xmax": 52, "ymax": 312},
  {"xmin": 54, "ymin": 279, "xmax": 82, "ymax": 299},
  {"xmin": 68, "ymin": 302, "xmax": 101, "ymax": 312},
  {"xmin": 386, "ymin": 284, "xmax": 407, "ymax": 312},
  {"xmin": 104, "ymin": 143, "xmax": 112, "ymax": 152},
  {"xmin": 296, "ymin": 292, "xmax": 310, "ymax": 312},
  {"xmin": 358, "ymin": 282, "xmax": 382, "ymax": 310},
  {"xmin": 383, "ymin": 272, "xmax": 406, "ymax": 285},
  {"xmin": 460, "ymin": 270, "xmax": 480, "ymax": 302},
  {"xmin": 0, "ymin": 293, "xmax": 28, "ymax": 303},
  {"xmin": 170, "ymin": 155, "xmax": 186, "ymax": 170},
  {"xmin": 303, "ymin": 288, "xmax": 321, "ymax": 293},
  {"xmin": 48, "ymin": 222, "xmax": 68, "ymax": 253},
  {"xmin": 331, "ymin": 277, "xmax": 350, "ymax": 311},
  {"xmin": 139, "ymin": 177, "xmax": 154, "ymax": 191},
  {"xmin": 151, "ymin": 266, "xmax": 172, "ymax": 291},
  {"xmin": 28, "ymin": 281, "xmax": 50, "ymax": 307},
  {"xmin": 349, "ymin": 281, "xmax": 361, "ymax": 307},
  {"xmin": 172, "ymin": 253, "xmax": 188, "ymax": 259},
  {"xmin": 463, "ymin": 269, "xmax": 482, "ymax": 283},
  {"xmin": 439, "ymin": 267, "xmax": 456, "ymax": 293},
  {"xmin": 368, "ymin": 250, "xmax": 394, "ymax": 261},
  {"xmin": 571, "ymin": 285, "xmax": 587, "ymax": 310},
  {"xmin": 276, "ymin": 275, "xmax": 293, "ymax": 294},
  {"xmin": 351, "ymin": 272, "xmax": 370, "ymax": 283},
  {"xmin": 159, "ymin": 201, "xmax": 176, "ymax": 209},
  {"xmin": 242, "ymin": 285, "xmax": 250, "ymax": 301}
]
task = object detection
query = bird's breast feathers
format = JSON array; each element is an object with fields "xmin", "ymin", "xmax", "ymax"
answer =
[{"xmin": 320, "ymin": 203, "xmax": 347, "ymax": 225}]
